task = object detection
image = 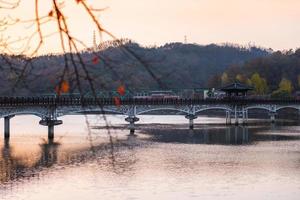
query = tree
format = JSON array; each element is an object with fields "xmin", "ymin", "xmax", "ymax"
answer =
[
  {"xmin": 246, "ymin": 78, "xmax": 252, "ymax": 86},
  {"xmin": 221, "ymin": 72, "xmax": 229, "ymax": 85},
  {"xmin": 235, "ymin": 74, "xmax": 246, "ymax": 83},
  {"xmin": 250, "ymin": 73, "xmax": 268, "ymax": 95},
  {"xmin": 271, "ymin": 78, "xmax": 293, "ymax": 98},
  {"xmin": 278, "ymin": 78, "xmax": 293, "ymax": 94}
]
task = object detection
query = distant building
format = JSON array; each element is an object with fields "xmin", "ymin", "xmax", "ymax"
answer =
[
  {"xmin": 220, "ymin": 82, "xmax": 254, "ymax": 97},
  {"xmin": 203, "ymin": 88, "xmax": 226, "ymax": 99},
  {"xmin": 133, "ymin": 90, "xmax": 179, "ymax": 99}
]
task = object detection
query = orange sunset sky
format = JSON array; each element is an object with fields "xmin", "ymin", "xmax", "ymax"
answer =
[{"xmin": 1, "ymin": 0, "xmax": 300, "ymax": 54}]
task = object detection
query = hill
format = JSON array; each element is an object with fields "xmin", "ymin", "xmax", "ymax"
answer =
[{"xmin": 0, "ymin": 40, "xmax": 270, "ymax": 95}]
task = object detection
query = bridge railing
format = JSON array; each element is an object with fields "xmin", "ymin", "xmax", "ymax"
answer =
[{"xmin": 0, "ymin": 96, "xmax": 300, "ymax": 107}]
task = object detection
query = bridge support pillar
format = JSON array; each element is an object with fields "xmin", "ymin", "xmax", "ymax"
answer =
[
  {"xmin": 234, "ymin": 107, "xmax": 239, "ymax": 126},
  {"xmin": 4, "ymin": 115, "xmax": 15, "ymax": 139},
  {"xmin": 269, "ymin": 112, "xmax": 276, "ymax": 123},
  {"xmin": 185, "ymin": 114, "xmax": 197, "ymax": 130},
  {"xmin": 226, "ymin": 111, "xmax": 232, "ymax": 125},
  {"xmin": 39, "ymin": 119, "xmax": 63, "ymax": 140},
  {"xmin": 125, "ymin": 116, "xmax": 139, "ymax": 135},
  {"xmin": 242, "ymin": 109, "xmax": 248, "ymax": 125},
  {"xmin": 48, "ymin": 125, "xmax": 54, "ymax": 139}
]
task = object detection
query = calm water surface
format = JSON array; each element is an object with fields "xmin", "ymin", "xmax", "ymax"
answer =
[{"xmin": 0, "ymin": 115, "xmax": 300, "ymax": 200}]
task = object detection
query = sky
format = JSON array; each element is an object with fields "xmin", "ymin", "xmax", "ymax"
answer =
[{"xmin": 1, "ymin": 0, "xmax": 300, "ymax": 54}]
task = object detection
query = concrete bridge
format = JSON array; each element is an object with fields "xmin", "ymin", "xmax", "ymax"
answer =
[{"xmin": 1, "ymin": 96, "xmax": 300, "ymax": 139}]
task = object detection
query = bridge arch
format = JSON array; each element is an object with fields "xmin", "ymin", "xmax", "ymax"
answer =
[
  {"xmin": 1, "ymin": 111, "xmax": 46, "ymax": 118},
  {"xmin": 137, "ymin": 107, "xmax": 189, "ymax": 115},
  {"xmin": 245, "ymin": 106, "xmax": 272, "ymax": 113},
  {"xmin": 195, "ymin": 106, "xmax": 233, "ymax": 115},
  {"xmin": 275, "ymin": 106, "xmax": 300, "ymax": 112},
  {"xmin": 58, "ymin": 107, "xmax": 124, "ymax": 117}
]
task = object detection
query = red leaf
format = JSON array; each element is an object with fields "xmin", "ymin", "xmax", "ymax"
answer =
[
  {"xmin": 61, "ymin": 80, "xmax": 70, "ymax": 93},
  {"xmin": 92, "ymin": 56, "xmax": 99, "ymax": 64},
  {"xmin": 117, "ymin": 85, "xmax": 126, "ymax": 96},
  {"xmin": 114, "ymin": 97, "xmax": 121, "ymax": 107},
  {"xmin": 55, "ymin": 80, "xmax": 70, "ymax": 95},
  {"xmin": 55, "ymin": 85, "xmax": 61, "ymax": 96},
  {"xmin": 48, "ymin": 10, "xmax": 53, "ymax": 17}
]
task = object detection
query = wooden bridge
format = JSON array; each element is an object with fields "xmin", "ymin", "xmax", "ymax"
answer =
[{"xmin": 1, "ymin": 96, "xmax": 300, "ymax": 140}]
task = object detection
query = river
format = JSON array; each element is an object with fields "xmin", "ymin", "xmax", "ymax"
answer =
[{"xmin": 1, "ymin": 115, "xmax": 300, "ymax": 200}]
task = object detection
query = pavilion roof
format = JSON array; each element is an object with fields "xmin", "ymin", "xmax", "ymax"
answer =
[{"xmin": 220, "ymin": 82, "xmax": 254, "ymax": 92}]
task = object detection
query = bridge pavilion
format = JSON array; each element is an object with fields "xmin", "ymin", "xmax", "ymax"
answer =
[{"xmin": 220, "ymin": 82, "xmax": 254, "ymax": 97}]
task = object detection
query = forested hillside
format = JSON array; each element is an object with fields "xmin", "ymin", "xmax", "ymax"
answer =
[
  {"xmin": 208, "ymin": 49, "xmax": 300, "ymax": 97},
  {"xmin": 0, "ymin": 40, "xmax": 269, "ymax": 95}
]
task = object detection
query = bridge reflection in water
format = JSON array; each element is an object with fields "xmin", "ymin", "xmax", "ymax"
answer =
[
  {"xmin": 0, "ymin": 134, "xmax": 139, "ymax": 188},
  {"xmin": 0, "ymin": 139, "xmax": 59, "ymax": 185},
  {"xmin": 142, "ymin": 125, "xmax": 300, "ymax": 145},
  {"xmin": 1, "ymin": 125, "xmax": 300, "ymax": 187}
]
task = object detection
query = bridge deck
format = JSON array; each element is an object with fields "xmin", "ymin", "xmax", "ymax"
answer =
[{"xmin": 0, "ymin": 97, "xmax": 300, "ymax": 107}]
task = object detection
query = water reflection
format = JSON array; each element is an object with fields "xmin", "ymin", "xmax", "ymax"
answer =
[
  {"xmin": 0, "ymin": 135, "xmax": 139, "ymax": 187},
  {"xmin": 1, "ymin": 123, "xmax": 300, "ymax": 200},
  {"xmin": 36, "ymin": 139, "xmax": 60, "ymax": 168},
  {"xmin": 1, "ymin": 115, "xmax": 300, "ymax": 200},
  {"xmin": 143, "ymin": 125, "xmax": 300, "ymax": 145},
  {"xmin": 0, "ymin": 139, "xmax": 58, "ymax": 186},
  {"xmin": 1, "ymin": 125, "xmax": 300, "ymax": 187},
  {"xmin": 1, "ymin": 139, "xmax": 27, "ymax": 184}
]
